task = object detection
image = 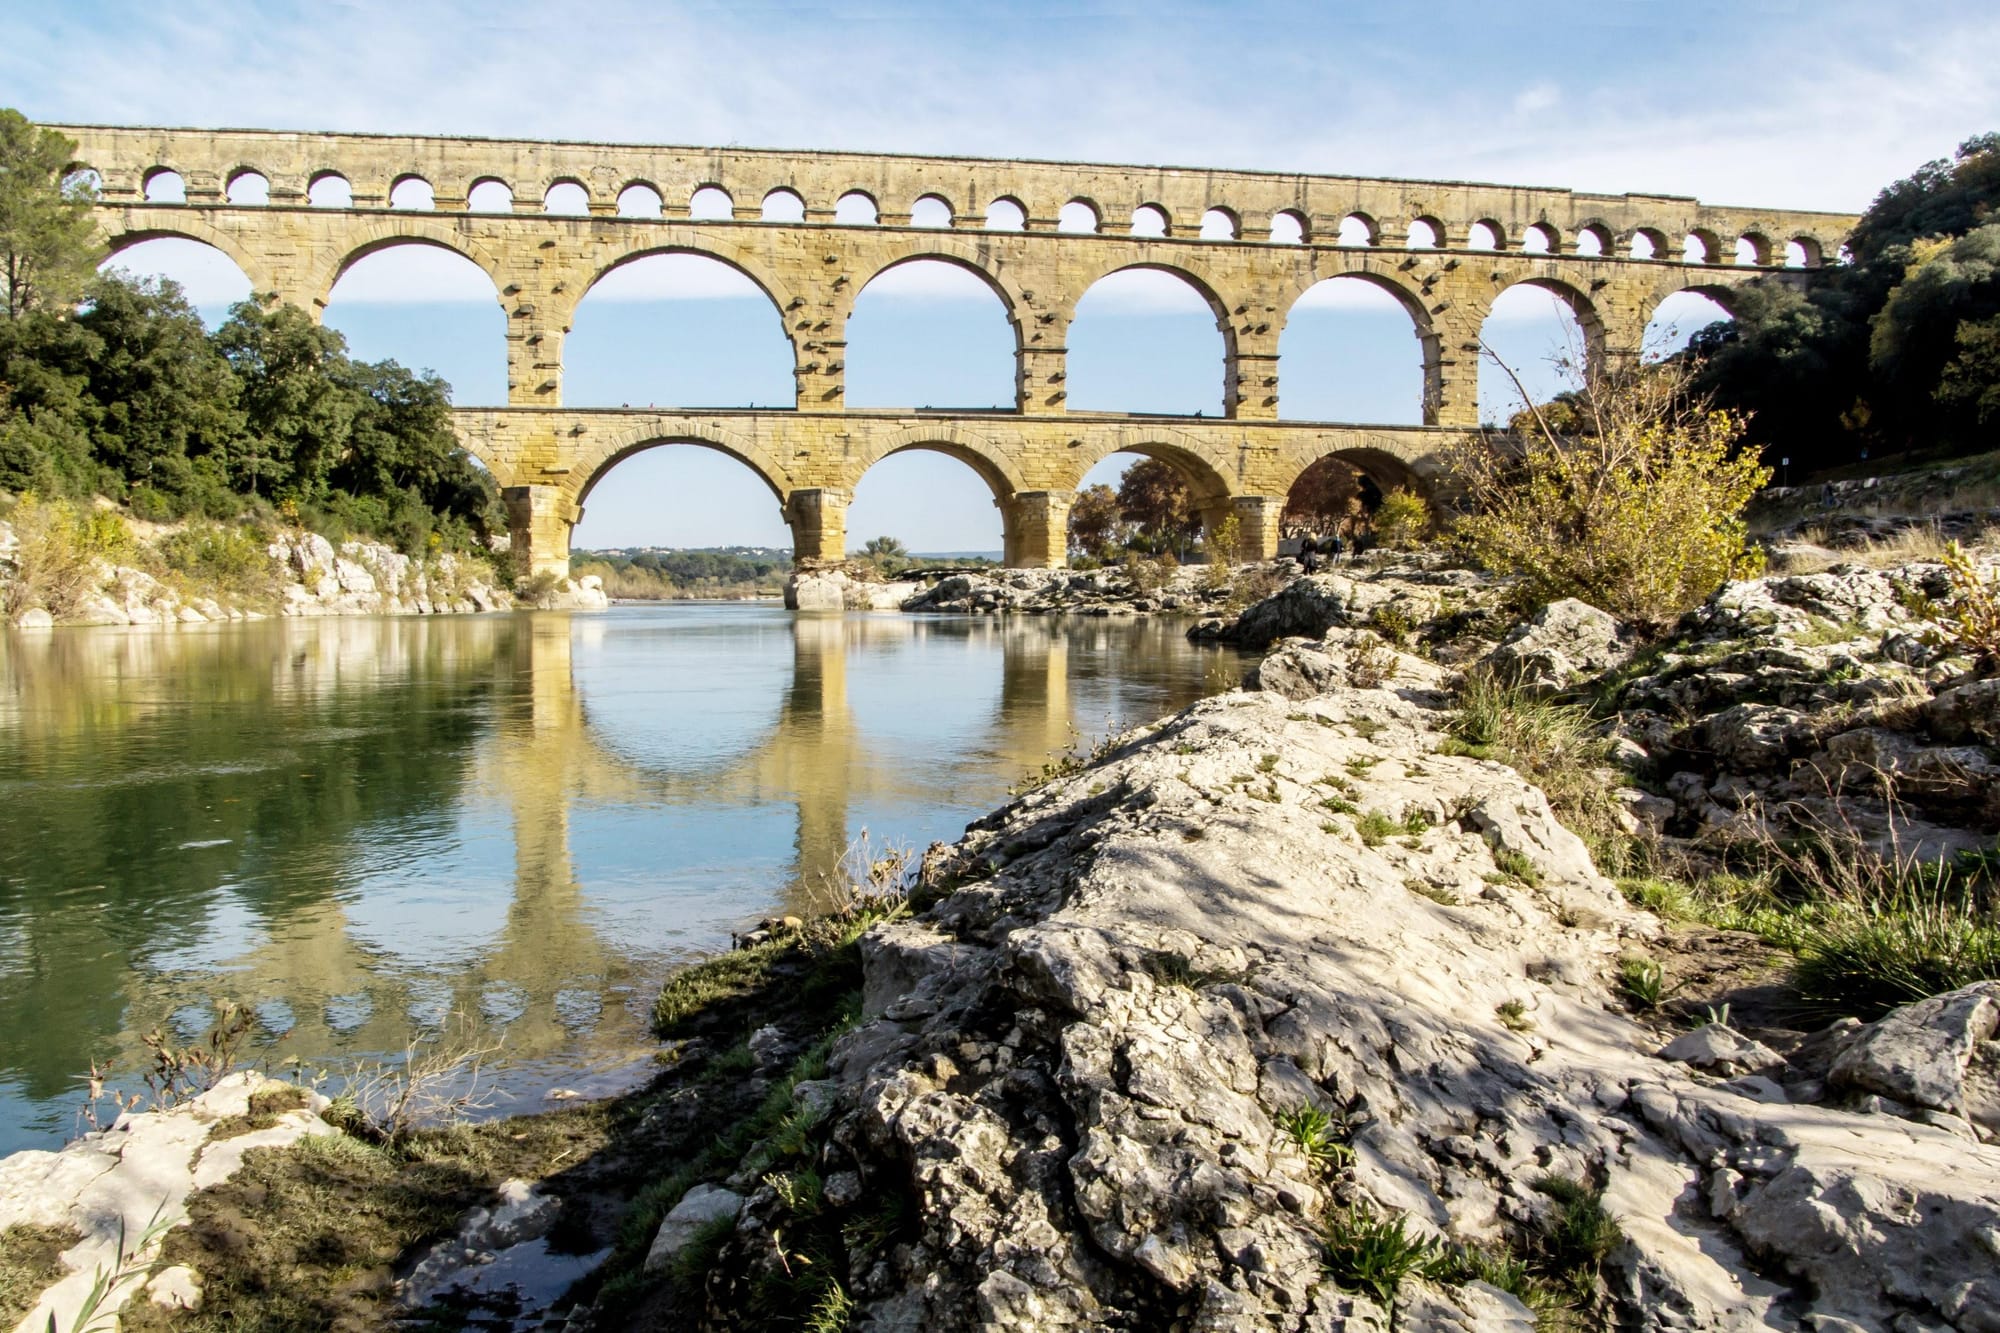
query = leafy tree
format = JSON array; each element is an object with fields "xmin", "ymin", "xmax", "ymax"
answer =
[
  {"xmin": 1693, "ymin": 132, "xmax": 2000, "ymax": 466},
  {"xmin": 1449, "ymin": 358, "xmax": 1768, "ymax": 629},
  {"xmin": 0, "ymin": 111, "xmax": 101, "ymax": 319},
  {"xmin": 213, "ymin": 299, "xmax": 359, "ymax": 499},
  {"xmin": 1116, "ymin": 458, "xmax": 1202, "ymax": 558},
  {"xmin": 1066, "ymin": 483, "xmax": 1122, "ymax": 557},
  {"xmin": 1281, "ymin": 456, "xmax": 1365, "ymax": 536},
  {"xmin": 70, "ymin": 276, "xmax": 244, "ymax": 500}
]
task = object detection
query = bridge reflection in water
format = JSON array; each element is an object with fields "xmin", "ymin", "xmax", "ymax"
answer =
[{"xmin": 0, "ymin": 608, "xmax": 1241, "ymax": 1148}]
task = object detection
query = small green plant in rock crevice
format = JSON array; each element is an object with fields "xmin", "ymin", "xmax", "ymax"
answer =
[
  {"xmin": 1322, "ymin": 1198, "xmax": 1442, "ymax": 1310},
  {"xmin": 1275, "ymin": 1105, "xmax": 1355, "ymax": 1173},
  {"xmin": 1618, "ymin": 956, "xmax": 1666, "ymax": 1009}
]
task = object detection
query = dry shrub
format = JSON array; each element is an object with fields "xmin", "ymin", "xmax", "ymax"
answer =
[
  {"xmin": 2, "ymin": 494, "xmax": 134, "ymax": 617},
  {"xmin": 1937, "ymin": 539, "xmax": 2000, "ymax": 668},
  {"xmin": 1448, "ymin": 357, "xmax": 1769, "ymax": 630}
]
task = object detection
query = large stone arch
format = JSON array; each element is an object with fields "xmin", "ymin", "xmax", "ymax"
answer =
[
  {"xmin": 1491, "ymin": 275, "xmax": 1606, "ymax": 374},
  {"xmin": 311, "ymin": 221, "xmax": 510, "ymax": 309},
  {"xmin": 1065, "ymin": 261, "xmax": 1238, "ymax": 417},
  {"xmin": 568, "ymin": 419, "xmax": 798, "ymax": 512},
  {"xmin": 576, "ymin": 243, "xmax": 796, "ymax": 329},
  {"xmin": 849, "ymin": 246, "xmax": 1030, "ymax": 322},
  {"xmin": 1275, "ymin": 266, "xmax": 1442, "ymax": 424},
  {"xmin": 1067, "ymin": 428, "xmax": 1240, "ymax": 505},
  {"xmin": 100, "ymin": 218, "xmax": 268, "ymax": 294},
  {"xmin": 845, "ymin": 423, "xmax": 1029, "ymax": 500}
]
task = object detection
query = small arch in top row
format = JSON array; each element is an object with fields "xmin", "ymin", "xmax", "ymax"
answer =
[{"xmin": 117, "ymin": 161, "xmax": 1831, "ymax": 266}]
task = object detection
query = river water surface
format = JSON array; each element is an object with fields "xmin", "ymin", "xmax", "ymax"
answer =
[{"xmin": 0, "ymin": 605, "xmax": 1247, "ymax": 1153}]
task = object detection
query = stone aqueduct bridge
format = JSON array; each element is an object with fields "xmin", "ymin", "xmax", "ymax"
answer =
[{"xmin": 58, "ymin": 124, "xmax": 1857, "ymax": 573}]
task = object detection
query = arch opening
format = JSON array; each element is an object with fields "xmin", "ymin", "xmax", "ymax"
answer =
[
  {"xmin": 99, "ymin": 236, "xmax": 254, "ymax": 328},
  {"xmin": 1071, "ymin": 447, "xmax": 1229, "ymax": 563},
  {"xmin": 567, "ymin": 252, "xmax": 792, "ymax": 410},
  {"xmin": 323, "ymin": 242, "xmax": 506, "ymax": 405},
  {"xmin": 1282, "ymin": 451, "xmax": 1424, "ymax": 541},
  {"xmin": 1574, "ymin": 225, "xmax": 1608, "ymax": 258},
  {"xmin": 571, "ymin": 442, "xmax": 794, "ymax": 553},
  {"xmin": 1466, "ymin": 221, "xmax": 1501, "ymax": 251},
  {"xmin": 909, "ymin": 195, "xmax": 953, "ymax": 229},
  {"xmin": 1279, "ymin": 276, "xmax": 1428, "ymax": 425},
  {"xmin": 1130, "ymin": 205, "xmax": 1169, "ymax": 238},
  {"xmin": 1200, "ymin": 209, "xmax": 1237, "ymax": 241},
  {"xmin": 390, "ymin": 177, "xmax": 434, "ymax": 211},
  {"xmin": 617, "ymin": 183, "xmax": 662, "ymax": 219},
  {"xmin": 1336, "ymin": 214, "xmax": 1374, "ymax": 247},
  {"xmin": 225, "ymin": 171, "xmax": 269, "ymax": 206},
  {"xmin": 468, "ymin": 178, "xmax": 514, "ymax": 213},
  {"xmin": 309, "ymin": 173, "xmax": 352, "ymax": 209},
  {"xmin": 1268, "ymin": 211, "xmax": 1305, "ymax": 245},
  {"xmin": 143, "ymin": 169, "xmax": 186, "ymax": 204},
  {"xmin": 1068, "ymin": 267, "xmax": 1226, "ymax": 416},
  {"xmin": 1406, "ymin": 218, "xmax": 1440, "ymax": 250},
  {"xmin": 1522, "ymin": 223, "xmax": 1556, "ymax": 255},
  {"xmin": 1682, "ymin": 232, "xmax": 1715, "ymax": 264},
  {"xmin": 1629, "ymin": 229, "xmax": 1662, "ymax": 260},
  {"xmin": 689, "ymin": 187, "xmax": 733, "ymax": 221},
  {"xmin": 61, "ymin": 167, "xmax": 101, "ymax": 200},
  {"xmin": 849, "ymin": 447, "xmax": 1005, "ymax": 560},
  {"xmin": 761, "ymin": 189, "xmax": 805, "ymax": 223},
  {"xmin": 1734, "ymin": 235, "xmax": 1766, "ymax": 266},
  {"xmin": 846, "ymin": 259, "xmax": 1015, "ymax": 410},
  {"xmin": 1478, "ymin": 282, "xmax": 1591, "ymax": 425},
  {"xmin": 1058, "ymin": 200, "xmax": 1099, "ymax": 234},
  {"xmin": 1785, "ymin": 238, "xmax": 1818, "ymax": 269},
  {"xmin": 985, "ymin": 198, "xmax": 1026, "ymax": 231},
  {"xmin": 835, "ymin": 192, "xmax": 878, "ymax": 225},
  {"xmin": 544, "ymin": 181, "xmax": 590, "ymax": 216},
  {"xmin": 1643, "ymin": 290, "xmax": 1734, "ymax": 362}
]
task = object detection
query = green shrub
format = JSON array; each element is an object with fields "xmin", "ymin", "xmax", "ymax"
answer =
[
  {"xmin": 1373, "ymin": 488, "xmax": 1432, "ymax": 549},
  {"xmin": 1618, "ymin": 956, "xmax": 1665, "ymax": 1009},
  {"xmin": 1447, "ymin": 358, "xmax": 1769, "ymax": 629},
  {"xmin": 156, "ymin": 520, "xmax": 278, "ymax": 606},
  {"xmin": 1323, "ymin": 1199, "xmax": 1442, "ymax": 1307},
  {"xmin": 1, "ymin": 494, "xmax": 135, "ymax": 616},
  {"xmin": 1790, "ymin": 889, "xmax": 2000, "ymax": 1019}
]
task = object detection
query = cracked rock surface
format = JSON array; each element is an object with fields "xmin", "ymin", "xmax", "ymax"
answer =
[{"xmin": 737, "ymin": 647, "xmax": 2000, "ymax": 1331}]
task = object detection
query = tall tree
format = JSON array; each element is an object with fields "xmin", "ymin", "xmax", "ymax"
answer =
[
  {"xmin": 1066, "ymin": 483, "xmax": 1122, "ymax": 557},
  {"xmin": 0, "ymin": 111, "xmax": 101, "ymax": 319},
  {"xmin": 1115, "ymin": 459, "xmax": 1201, "ymax": 557}
]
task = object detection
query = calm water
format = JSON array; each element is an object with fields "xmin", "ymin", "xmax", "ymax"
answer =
[{"xmin": 0, "ymin": 606, "xmax": 1246, "ymax": 1153}]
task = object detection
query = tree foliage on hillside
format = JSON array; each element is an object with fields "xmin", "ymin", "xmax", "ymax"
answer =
[
  {"xmin": 0, "ymin": 113, "xmax": 499, "ymax": 554},
  {"xmin": 0, "ymin": 109, "xmax": 100, "ymax": 319},
  {"xmin": 1692, "ymin": 132, "xmax": 2000, "ymax": 466}
]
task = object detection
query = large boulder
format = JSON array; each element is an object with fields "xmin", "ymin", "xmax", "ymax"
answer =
[
  {"xmin": 1483, "ymin": 598, "xmax": 1630, "ymax": 692},
  {"xmin": 1829, "ymin": 982, "xmax": 2000, "ymax": 1116}
]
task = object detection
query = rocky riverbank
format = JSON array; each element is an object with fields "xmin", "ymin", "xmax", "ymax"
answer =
[
  {"xmin": 787, "ymin": 562, "xmax": 1282, "ymax": 616},
  {"xmin": 0, "ymin": 516, "xmax": 611, "ymax": 627}
]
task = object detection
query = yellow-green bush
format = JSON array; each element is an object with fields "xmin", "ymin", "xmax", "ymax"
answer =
[
  {"xmin": 1373, "ymin": 488, "xmax": 1431, "ymax": 548},
  {"xmin": 1448, "ymin": 361, "xmax": 1770, "ymax": 630},
  {"xmin": 2, "ymin": 494, "xmax": 135, "ymax": 617}
]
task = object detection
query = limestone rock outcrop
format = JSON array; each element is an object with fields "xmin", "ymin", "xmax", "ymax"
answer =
[
  {"xmin": 0, "ymin": 1074, "xmax": 335, "ymax": 1333},
  {"xmin": 695, "ymin": 635, "xmax": 2000, "ymax": 1329}
]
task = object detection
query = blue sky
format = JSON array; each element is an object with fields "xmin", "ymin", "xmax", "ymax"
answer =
[{"xmin": 17, "ymin": 0, "xmax": 1998, "ymax": 551}]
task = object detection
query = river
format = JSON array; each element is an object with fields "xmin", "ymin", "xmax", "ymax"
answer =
[{"xmin": 0, "ymin": 605, "xmax": 1247, "ymax": 1154}]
